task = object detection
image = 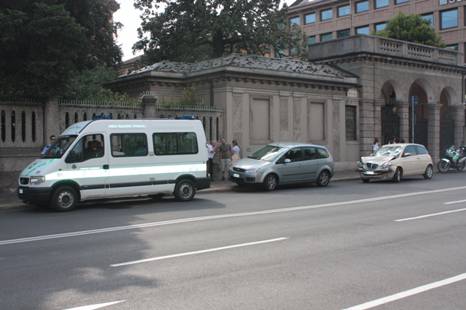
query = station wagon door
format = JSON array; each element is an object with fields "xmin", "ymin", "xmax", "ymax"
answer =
[{"xmin": 275, "ymin": 148, "xmax": 306, "ymax": 183}]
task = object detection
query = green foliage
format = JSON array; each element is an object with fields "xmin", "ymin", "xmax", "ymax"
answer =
[
  {"xmin": 375, "ymin": 13, "xmax": 444, "ymax": 47},
  {"xmin": 0, "ymin": 1, "xmax": 122, "ymax": 99},
  {"xmin": 134, "ymin": 0, "xmax": 305, "ymax": 62},
  {"xmin": 63, "ymin": 65, "xmax": 133, "ymax": 102}
]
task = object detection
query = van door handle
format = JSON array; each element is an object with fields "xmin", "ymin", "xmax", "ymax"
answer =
[{"xmin": 103, "ymin": 164, "xmax": 109, "ymax": 170}]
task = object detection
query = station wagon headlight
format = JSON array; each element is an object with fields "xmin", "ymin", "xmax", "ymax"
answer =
[
  {"xmin": 245, "ymin": 168, "xmax": 257, "ymax": 175},
  {"xmin": 30, "ymin": 176, "xmax": 46, "ymax": 185}
]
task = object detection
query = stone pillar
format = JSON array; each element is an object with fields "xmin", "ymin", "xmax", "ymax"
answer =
[
  {"xmin": 142, "ymin": 95, "xmax": 157, "ymax": 119},
  {"xmin": 359, "ymin": 99, "xmax": 375, "ymax": 156},
  {"xmin": 398, "ymin": 102, "xmax": 409, "ymax": 143},
  {"xmin": 271, "ymin": 95, "xmax": 280, "ymax": 142},
  {"xmin": 452, "ymin": 105, "xmax": 465, "ymax": 146},
  {"xmin": 225, "ymin": 90, "xmax": 233, "ymax": 142},
  {"xmin": 44, "ymin": 99, "xmax": 60, "ymax": 142},
  {"xmin": 374, "ymin": 99, "xmax": 384, "ymax": 143},
  {"xmin": 427, "ymin": 103, "xmax": 441, "ymax": 163},
  {"xmin": 241, "ymin": 93, "xmax": 250, "ymax": 153}
]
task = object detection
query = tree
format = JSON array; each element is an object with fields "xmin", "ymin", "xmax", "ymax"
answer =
[
  {"xmin": 376, "ymin": 13, "xmax": 444, "ymax": 47},
  {"xmin": 0, "ymin": 0, "xmax": 122, "ymax": 99},
  {"xmin": 133, "ymin": 0, "xmax": 305, "ymax": 63}
]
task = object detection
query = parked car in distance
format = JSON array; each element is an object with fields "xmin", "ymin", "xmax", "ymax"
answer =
[
  {"xmin": 229, "ymin": 143, "xmax": 334, "ymax": 191},
  {"xmin": 358, "ymin": 143, "xmax": 433, "ymax": 183}
]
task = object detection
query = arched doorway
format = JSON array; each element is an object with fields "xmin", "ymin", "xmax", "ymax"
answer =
[
  {"xmin": 408, "ymin": 82, "xmax": 429, "ymax": 147},
  {"xmin": 439, "ymin": 88, "xmax": 455, "ymax": 154},
  {"xmin": 381, "ymin": 82, "xmax": 400, "ymax": 144}
]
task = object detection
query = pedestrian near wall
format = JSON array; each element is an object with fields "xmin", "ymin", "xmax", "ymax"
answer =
[
  {"xmin": 217, "ymin": 138, "xmax": 231, "ymax": 181},
  {"xmin": 40, "ymin": 135, "xmax": 56, "ymax": 156},
  {"xmin": 206, "ymin": 140, "xmax": 215, "ymax": 180},
  {"xmin": 372, "ymin": 138, "xmax": 380, "ymax": 155},
  {"xmin": 231, "ymin": 140, "xmax": 241, "ymax": 163}
]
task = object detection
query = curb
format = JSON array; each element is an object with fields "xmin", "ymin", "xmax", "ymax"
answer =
[{"xmin": 0, "ymin": 174, "xmax": 361, "ymax": 210}]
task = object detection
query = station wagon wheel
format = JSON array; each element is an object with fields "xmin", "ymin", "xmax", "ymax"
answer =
[
  {"xmin": 393, "ymin": 168, "xmax": 402, "ymax": 183},
  {"xmin": 263, "ymin": 174, "xmax": 278, "ymax": 191},
  {"xmin": 317, "ymin": 170, "xmax": 331, "ymax": 187},
  {"xmin": 51, "ymin": 186, "xmax": 78, "ymax": 211},
  {"xmin": 424, "ymin": 165, "xmax": 433, "ymax": 180},
  {"xmin": 174, "ymin": 179, "xmax": 196, "ymax": 201}
]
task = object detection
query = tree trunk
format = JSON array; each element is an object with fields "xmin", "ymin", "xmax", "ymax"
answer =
[{"xmin": 212, "ymin": 31, "xmax": 225, "ymax": 58}]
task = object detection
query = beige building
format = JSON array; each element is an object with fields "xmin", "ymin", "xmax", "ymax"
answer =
[{"xmin": 288, "ymin": 0, "xmax": 466, "ymax": 61}]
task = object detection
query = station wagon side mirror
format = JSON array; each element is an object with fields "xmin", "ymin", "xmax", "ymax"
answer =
[{"xmin": 284, "ymin": 158, "xmax": 291, "ymax": 164}]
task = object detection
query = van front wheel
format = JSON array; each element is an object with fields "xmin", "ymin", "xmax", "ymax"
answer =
[
  {"xmin": 51, "ymin": 186, "xmax": 78, "ymax": 211},
  {"xmin": 174, "ymin": 179, "xmax": 196, "ymax": 201}
]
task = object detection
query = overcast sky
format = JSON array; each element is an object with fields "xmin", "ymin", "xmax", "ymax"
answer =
[{"xmin": 114, "ymin": 0, "xmax": 296, "ymax": 61}]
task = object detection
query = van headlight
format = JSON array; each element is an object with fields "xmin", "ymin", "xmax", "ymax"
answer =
[{"xmin": 30, "ymin": 176, "xmax": 46, "ymax": 185}]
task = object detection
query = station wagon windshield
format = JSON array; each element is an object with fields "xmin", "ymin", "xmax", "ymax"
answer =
[
  {"xmin": 41, "ymin": 135, "xmax": 77, "ymax": 159},
  {"xmin": 375, "ymin": 146, "xmax": 402, "ymax": 157},
  {"xmin": 248, "ymin": 145, "xmax": 283, "ymax": 162}
]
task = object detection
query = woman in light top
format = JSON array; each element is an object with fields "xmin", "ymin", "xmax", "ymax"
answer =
[{"xmin": 231, "ymin": 140, "xmax": 241, "ymax": 162}]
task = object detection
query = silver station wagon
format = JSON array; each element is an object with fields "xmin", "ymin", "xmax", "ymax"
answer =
[{"xmin": 229, "ymin": 143, "xmax": 334, "ymax": 191}]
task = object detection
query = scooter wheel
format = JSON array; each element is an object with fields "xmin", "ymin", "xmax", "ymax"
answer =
[{"xmin": 437, "ymin": 160, "xmax": 450, "ymax": 173}]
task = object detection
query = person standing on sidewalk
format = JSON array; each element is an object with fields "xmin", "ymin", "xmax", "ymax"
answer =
[
  {"xmin": 231, "ymin": 140, "xmax": 241, "ymax": 163},
  {"xmin": 206, "ymin": 140, "xmax": 215, "ymax": 180},
  {"xmin": 372, "ymin": 138, "xmax": 380, "ymax": 155},
  {"xmin": 217, "ymin": 138, "xmax": 231, "ymax": 181}
]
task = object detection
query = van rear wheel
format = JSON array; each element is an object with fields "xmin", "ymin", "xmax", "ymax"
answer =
[
  {"xmin": 174, "ymin": 179, "xmax": 196, "ymax": 201},
  {"xmin": 51, "ymin": 186, "xmax": 78, "ymax": 211}
]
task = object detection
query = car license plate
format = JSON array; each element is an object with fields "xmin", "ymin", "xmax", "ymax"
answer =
[
  {"xmin": 19, "ymin": 188, "xmax": 23, "ymax": 194},
  {"xmin": 365, "ymin": 171, "xmax": 375, "ymax": 175},
  {"xmin": 233, "ymin": 173, "xmax": 240, "ymax": 178}
]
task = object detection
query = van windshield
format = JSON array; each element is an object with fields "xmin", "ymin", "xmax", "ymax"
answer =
[
  {"xmin": 41, "ymin": 135, "xmax": 77, "ymax": 159},
  {"xmin": 248, "ymin": 145, "xmax": 283, "ymax": 162}
]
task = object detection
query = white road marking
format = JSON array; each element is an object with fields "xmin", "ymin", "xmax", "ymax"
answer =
[
  {"xmin": 64, "ymin": 300, "xmax": 125, "ymax": 310},
  {"xmin": 111, "ymin": 237, "xmax": 288, "ymax": 267},
  {"xmin": 444, "ymin": 199, "xmax": 466, "ymax": 205},
  {"xmin": 343, "ymin": 272, "xmax": 466, "ymax": 310},
  {"xmin": 395, "ymin": 207, "xmax": 466, "ymax": 222},
  {"xmin": 2, "ymin": 185, "xmax": 466, "ymax": 246}
]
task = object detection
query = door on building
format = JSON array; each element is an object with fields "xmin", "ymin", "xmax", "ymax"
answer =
[{"xmin": 381, "ymin": 105, "xmax": 400, "ymax": 145}]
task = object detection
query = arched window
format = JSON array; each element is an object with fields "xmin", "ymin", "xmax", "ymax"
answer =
[
  {"xmin": 74, "ymin": 112, "xmax": 79, "ymax": 123},
  {"xmin": 65, "ymin": 112, "xmax": 70, "ymax": 128},
  {"xmin": 1, "ymin": 110, "xmax": 5, "ymax": 142},
  {"xmin": 21, "ymin": 111, "xmax": 26, "ymax": 142},
  {"xmin": 83, "ymin": 112, "xmax": 87, "ymax": 121},
  {"xmin": 31, "ymin": 112, "xmax": 36, "ymax": 142},
  {"xmin": 11, "ymin": 111, "xmax": 16, "ymax": 142}
]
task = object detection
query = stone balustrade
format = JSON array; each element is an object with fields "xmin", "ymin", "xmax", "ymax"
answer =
[{"xmin": 309, "ymin": 35, "xmax": 463, "ymax": 66}]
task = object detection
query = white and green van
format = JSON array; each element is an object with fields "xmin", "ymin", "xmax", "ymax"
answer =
[{"xmin": 17, "ymin": 119, "xmax": 210, "ymax": 211}]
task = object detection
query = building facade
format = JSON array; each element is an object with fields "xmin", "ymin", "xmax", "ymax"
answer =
[{"xmin": 288, "ymin": 0, "xmax": 466, "ymax": 61}]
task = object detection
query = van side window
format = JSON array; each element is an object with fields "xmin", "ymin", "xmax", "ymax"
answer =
[
  {"xmin": 153, "ymin": 132, "xmax": 198, "ymax": 155},
  {"xmin": 111, "ymin": 133, "xmax": 148, "ymax": 157},
  {"xmin": 66, "ymin": 134, "xmax": 104, "ymax": 163}
]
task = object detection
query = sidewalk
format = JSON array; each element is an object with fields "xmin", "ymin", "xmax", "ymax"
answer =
[{"xmin": 0, "ymin": 170, "xmax": 360, "ymax": 209}]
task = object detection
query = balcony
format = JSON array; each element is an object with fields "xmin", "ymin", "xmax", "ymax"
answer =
[{"xmin": 308, "ymin": 35, "xmax": 463, "ymax": 66}]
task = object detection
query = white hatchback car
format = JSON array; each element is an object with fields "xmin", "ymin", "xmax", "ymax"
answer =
[{"xmin": 358, "ymin": 143, "xmax": 434, "ymax": 183}]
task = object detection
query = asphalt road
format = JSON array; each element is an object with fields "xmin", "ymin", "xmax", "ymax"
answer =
[{"xmin": 1, "ymin": 173, "xmax": 466, "ymax": 310}]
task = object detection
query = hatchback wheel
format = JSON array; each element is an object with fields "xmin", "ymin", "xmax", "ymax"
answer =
[
  {"xmin": 263, "ymin": 174, "xmax": 278, "ymax": 191},
  {"xmin": 424, "ymin": 165, "xmax": 433, "ymax": 180},
  {"xmin": 317, "ymin": 170, "xmax": 331, "ymax": 187}
]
